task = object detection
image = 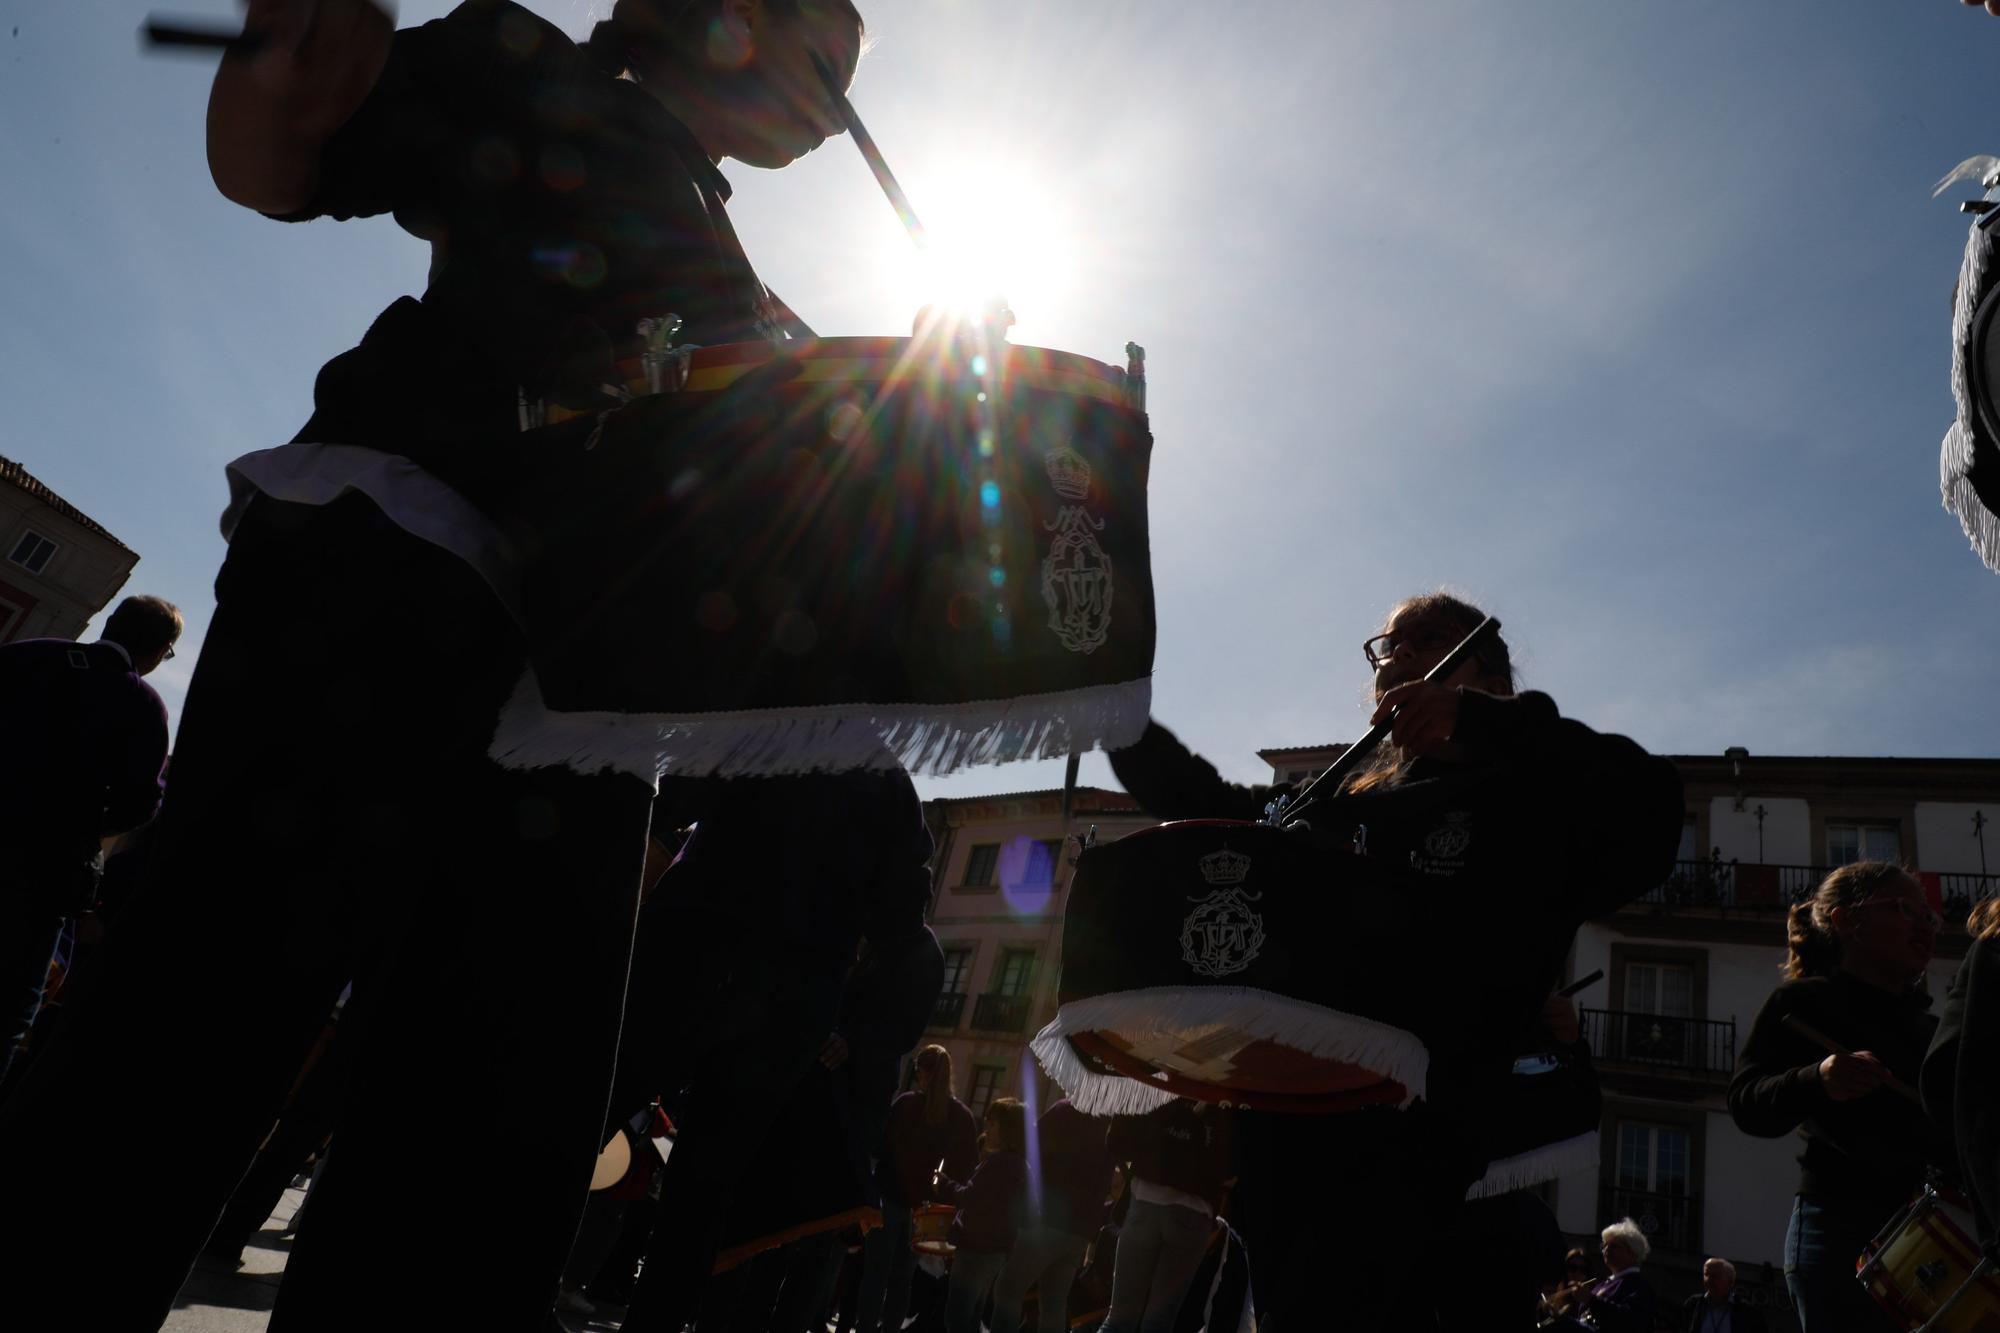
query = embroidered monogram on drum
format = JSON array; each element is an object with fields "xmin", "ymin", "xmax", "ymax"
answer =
[
  {"xmin": 1410, "ymin": 810, "xmax": 1474, "ymax": 876},
  {"xmin": 1179, "ymin": 847, "xmax": 1266, "ymax": 979},
  {"xmin": 1041, "ymin": 446, "xmax": 1113, "ymax": 654}
]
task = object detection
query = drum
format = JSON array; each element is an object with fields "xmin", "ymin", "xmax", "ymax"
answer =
[
  {"xmin": 1029, "ymin": 820, "xmax": 1433, "ymax": 1115},
  {"xmin": 911, "ymin": 1203, "xmax": 957, "ymax": 1259},
  {"xmin": 588, "ymin": 1129, "xmax": 632, "ymax": 1192},
  {"xmin": 1859, "ymin": 1184, "xmax": 2000, "ymax": 1332},
  {"xmin": 488, "ymin": 329, "xmax": 1158, "ymax": 779}
]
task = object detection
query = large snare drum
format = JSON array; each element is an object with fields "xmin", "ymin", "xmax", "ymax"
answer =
[
  {"xmin": 911, "ymin": 1203, "xmax": 957, "ymax": 1259},
  {"xmin": 493, "ymin": 331, "xmax": 1156, "ymax": 779},
  {"xmin": 1859, "ymin": 1184, "xmax": 2000, "ymax": 1332},
  {"xmin": 1030, "ymin": 820, "xmax": 1432, "ymax": 1115}
]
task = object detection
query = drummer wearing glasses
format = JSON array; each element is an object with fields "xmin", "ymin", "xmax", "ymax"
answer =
[
  {"xmin": 1728, "ymin": 862, "xmax": 1949, "ymax": 1332},
  {"xmin": 1108, "ymin": 591, "xmax": 1684, "ymax": 1331}
]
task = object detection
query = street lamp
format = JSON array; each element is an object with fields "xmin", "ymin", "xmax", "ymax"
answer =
[
  {"xmin": 1754, "ymin": 804, "xmax": 1768, "ymax": 863},
  {"xmin": 1976, "ymin": 810, "xmax": 1990, "ymax": 878}
]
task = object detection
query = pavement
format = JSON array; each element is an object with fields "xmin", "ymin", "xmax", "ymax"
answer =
[{"xmin": 159, "ymin": 1186, "xmax": 302, "ymax": 1333}]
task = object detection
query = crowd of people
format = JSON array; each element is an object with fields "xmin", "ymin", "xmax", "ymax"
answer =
[{"xmin": 4, "ymin": 0, "xmax": 2000, "ymax": 1330}]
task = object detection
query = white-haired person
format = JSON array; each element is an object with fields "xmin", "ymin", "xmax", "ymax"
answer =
[
  {"xmin": 1565, "ymin": 1219, "xmax": 1656, "ymax": 1333},
  {"xmin": 1678, "ymin": 1257, "xmax": 1768, "ymax": 1333}
]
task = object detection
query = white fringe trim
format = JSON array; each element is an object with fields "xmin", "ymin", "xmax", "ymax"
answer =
[
  {"xmin": 1028, "ymin": 986, "xmax": 1429, "ymax": 1116},
  {"xmin": 1944, "ymin": 218, "xmax": 2000, "ymax": 574},
  {"xmin": 485, "ymin": 664, "xmax": 1152, "ymax": 782},
  {"xmin": 1463, "ymin": 1130, "xmax": 1599, "ymax": 1201}
]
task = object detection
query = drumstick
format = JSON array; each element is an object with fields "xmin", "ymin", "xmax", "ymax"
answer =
[
  {"xmin": 1279, "ymin": 615, "xmax": 1503, "ymax": 825},
  {"xmin": 140, "ymin": 17, "xmax": 264, "ymax": 55},
  {"xmin": 1781, "ymin": 1015, "xmax": 1923, "ymax": 1105},
  {"xmin": 812, "ymin": 54, "xmax": 929, "ymax": 250},
  {"xmin": 1558, "ymin": 969, "xmax": 1605, "ymax": 999}
]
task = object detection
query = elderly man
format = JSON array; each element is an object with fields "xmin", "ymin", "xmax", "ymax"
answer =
[
  {"xmin": 1681, "ymin": 1258, "xmax": 1768, "ymax": 1333},
  {"xmin": 1567, "ymin": 1218, "xmax": 1658, "ymax": 1333}
]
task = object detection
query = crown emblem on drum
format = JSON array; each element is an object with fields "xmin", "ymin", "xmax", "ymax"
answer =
[
  {"xmin": 1043, "ymin": 447, "xmax": 1092, "ymax": 500},
  {"xmin": 1198, "ymin": 847, "xmax": 1252, "ymax": 886}
]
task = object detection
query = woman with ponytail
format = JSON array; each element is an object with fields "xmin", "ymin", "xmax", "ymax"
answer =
[
  {"xmin": 1729, "ymin": 861, "xmax": 1948, "ymax": 1331},
  {"xmin": 0, "ymin": 2, "xmax": 865, "ymax": 1329},
  {"xmin": 861, "ymin": 1044, "xmax": 981, "ymax": 1332}
]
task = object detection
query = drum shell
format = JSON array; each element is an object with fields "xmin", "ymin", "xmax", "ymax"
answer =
[
  {"xmin": 1863, "ymin": 1186, "xmax": 2000, "ymax": 1333},
  {"xmin": 1059, "ymin": 821, "xmax": 1430, "ymax": 1033},
  {"xmin": 509, "ymin": 335, "xmax": 1155, "ymax": 718}
]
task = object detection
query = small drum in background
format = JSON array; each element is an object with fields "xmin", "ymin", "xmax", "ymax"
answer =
[
  {"xmin": 1858, "ymin": 1184, "xmax": 2000, "ymax": 1332},
  {"xmin": 1030, "ymin": 820, "xmax": 1433, "ymax": 1115},
  {"xmin": 911, "ymin": 1203, "xmax": 957, "ymax": 1259},
  {"xmin": 1463, "ymin": 1052, "xmax": 1602, "ymax": 1200}
]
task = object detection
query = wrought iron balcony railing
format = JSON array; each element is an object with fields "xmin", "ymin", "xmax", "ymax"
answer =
[
  {"xmin": 969, "ymin": 992, "xmax": 1032, "ymax": 1034},
  {"xmin": 1600, "ymin": 1185, "xmax": 1701, "ymax": 1253},
  {"xmin": 929, "ymin": 991, "xmax": 967, "ymax": 1031},
  {"xmin": 1631, "ymin": 861, "xmax": 2000, "ymax": 917},
  {"xmin": 1580, "ymin": 1008, "xmax": 1736, "ymax": 1079}
]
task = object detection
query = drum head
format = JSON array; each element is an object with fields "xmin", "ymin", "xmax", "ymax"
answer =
[{"xmin": 589, "ymin": 1130, "xmax": 633, "ymax": 1192}]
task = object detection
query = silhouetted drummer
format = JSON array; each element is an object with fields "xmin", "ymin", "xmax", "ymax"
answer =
[{"xmin": 1108, "ymin": 591, "xmax": 1683, "ymax": 1332}]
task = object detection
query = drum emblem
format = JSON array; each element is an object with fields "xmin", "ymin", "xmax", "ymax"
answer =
[
  {"xmin": 1423, "ymin": 814, "xmax": 1473, "ymax": 860},
  {"xmin": 1041, "ymin": 447, "xmax": 1113, "ymax": 654},
  {"xmin": 1179, "ymin": 847, "xmax": 1266, "ymax": 979}
]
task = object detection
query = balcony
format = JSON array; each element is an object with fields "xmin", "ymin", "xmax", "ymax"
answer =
[
  {"xmin": 1600, "ymin": 1185, "xmax": 1701, "ymax": 1253},
  {"xmin": 1630, "ymin": 861, "xmax": 2000, "ymax": 917},
  {"xmin": 1580, "ymin": 1008, "xmax": 1736, "ymax": 1084},
  {"xmin": 929, "ymin": 991, "xmax": 967, "ymax": 1032},
  {"xmin": 969, "ymin": 992, "xmax": 1032, "ymax": 1034}
]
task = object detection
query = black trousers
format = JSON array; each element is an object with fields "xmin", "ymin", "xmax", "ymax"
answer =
[{"xmin": 0, "ymin": 495, "xmax": 652, "ymax": 1331}]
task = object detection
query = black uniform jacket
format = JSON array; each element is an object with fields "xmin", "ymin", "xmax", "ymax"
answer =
[
  {"xmin": 1923, "ymin": 934, "xmax": 2000, "ymax": 1258},
  {"xmin": 1729, "ymin": 969, "xmax": 1945, "ymax": 1222}
]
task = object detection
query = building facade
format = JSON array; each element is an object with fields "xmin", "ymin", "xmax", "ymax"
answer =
[
  {"xmin": 919, "ymin": 786, "xmax": 1152, "ymax": 1119},
  {"xmin": 0, "ymin": 455, "xmax": 139, "ymax": 642},
  {"xmin": 933, "ymin": 746, "xmax": 2000, "ymax": 1329}
]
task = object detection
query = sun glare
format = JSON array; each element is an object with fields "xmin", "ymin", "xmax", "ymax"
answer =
[{"xmin": 887, "ymin": 162, "xmax": 1076, "ymax": 338}]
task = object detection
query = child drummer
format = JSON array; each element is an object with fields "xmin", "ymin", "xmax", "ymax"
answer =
[{"xmin": 0, "ymin": 2, "xmax": 867, "ymax": 1328}]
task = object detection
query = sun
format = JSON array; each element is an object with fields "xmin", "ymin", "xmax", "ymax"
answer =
[{"xmin": 885, "ymin": 160, "xmax": 1077, "ymax": 338}]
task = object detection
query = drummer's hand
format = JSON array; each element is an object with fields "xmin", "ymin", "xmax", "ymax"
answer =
[
  {"xmin": 1541, "ymin": 993, "xmax": 1580, "ymax": 1046},
  {"xmin": 1370, "ymin": 681, "xmax": 1463, "ymax": 760},
  {"xmin": 1817, "ymin": 1050, "xmax": 1887, "ymax": 1101},
  {"xmin": 237, "ymin": 0, "xmax": 394, "ymax": 137},
  {"xmin": 818, "ymin": 1032, "xmax": 850, "ymax": 1069}
]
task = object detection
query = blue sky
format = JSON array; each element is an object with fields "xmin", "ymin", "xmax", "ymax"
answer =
[{"xmin": 5, "ymin": 1, "xmax": 1999, "ymax": 800}]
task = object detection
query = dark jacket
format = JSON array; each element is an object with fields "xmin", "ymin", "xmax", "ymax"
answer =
[
  {"xmin": 1680, "ymin": 1291, "xmax": 1769, "ymax": 1333},
  {"xmin": 1109, "ymin": 692, "xmax": 1683, "ymax": 1184},
  {"xmin": 1033, "ymin": 1099, "xmax": 1115, "ymax": 1237},
  {"xmin": 0, "ymin": 638, "xmax": 169, "ymax": 861},
  {"xmin": 1922, "ymin": 934, "xmax": 2000, "ymax": 1258},
  {"xmin": 1576, "ymin": 1268, "xmax": 1655, "ymax": 1333},
  {"xmin": 1106, "ymin": 1100, "xmax": 1233, "ymax": 1212},
  {"xmin": 881, "ymin": 1091, "xmax": 980, "ymax": 1209},
  {"xmin": 1729, "ymin": 970, "xmax": 1945, "ymax": 1219},
  {"xmin": 939, "ymin": 1149, "xmax": 1029, "ymax": 1255}
]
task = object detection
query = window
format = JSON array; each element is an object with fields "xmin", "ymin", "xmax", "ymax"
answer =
[
  {"xmin": 962, "ymin": 843, "xmax": 1000, "ymax": 888},
  {"xmin": 940, "ymin": 948, "xmax": 973, "ymax": 996},
  {"xmin": 1615, "ymin": 1121, "xmax": 1690, "ymax": 1195},
  {"xmin": 1624, "ymin": 962, "xmax": 1694, "ymax": 1020},
  {"xmin": 1605, "ymin": 1119, "xmax": 1698, "ymax": 1252},
  {"xmin": 7, "ymin": 531, "xmax": 56, "ymax": 576},
  {"xmin": 1024, "ymin": 839, "xmax": 1062, "ymax": 890},
  {"xmin": 1827, "ymin": 821, "xmax": 1900, "ymax": 867},
  {"xmin": 994, "ymin": 949, "xmax": 1034, "ymax": 997},
  {"xmin": 1675, "ymin": 816, "xmax": 1698, "ymax": 865},
  {"xmin": 966, "ymin": 1065, "xmax": 1005, "ymax": 1120}
]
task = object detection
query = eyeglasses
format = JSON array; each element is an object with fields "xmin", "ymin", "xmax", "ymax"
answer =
[
  {"xmin": 1854, "ymin": 896, "xmax": 1942, "ymax": 932},
  {"xmin": 1362, "ymin": 626, "xmax": 1458, "ymax": 670},
  {"xmin": 163, "ymin": 645, "xmax": 176, "ymax": 661}
]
